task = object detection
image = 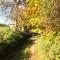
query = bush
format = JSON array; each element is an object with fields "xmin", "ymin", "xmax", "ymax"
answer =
[
  {"xmin": 0, "ymin": 29, "xmax": 32, "ymax": 60},
  {"xmin": 35, "ymin": 31, "xmax": 60, "ymax": 60}
]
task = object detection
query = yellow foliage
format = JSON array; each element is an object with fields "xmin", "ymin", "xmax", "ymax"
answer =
[{"xmin": 28, "ymin": 17, "xmax": 40, "ymax": 25}]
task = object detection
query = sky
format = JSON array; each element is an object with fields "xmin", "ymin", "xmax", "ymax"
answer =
[
  {"xmin": 0, "ymin": 15, "xmax": 13, "ymax": 25},
  {"xmin": 0, "ymin": 5, "xmax": 12, "ymax": 24},
  {"xmin": 0, "ymin": 0, "xmax": 26, "ymax": 24},
  {"xmin": 0, "ymin": 15, "xmax": 6, "ymax": 24},
  {"xmin": 0, "ymin": 0, "xmax": 14, "ymax": 24}
]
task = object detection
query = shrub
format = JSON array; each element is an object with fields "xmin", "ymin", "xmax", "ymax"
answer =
[{"xmin": 35, "ymin": 31, "xmax": 60, "ymax": 60}]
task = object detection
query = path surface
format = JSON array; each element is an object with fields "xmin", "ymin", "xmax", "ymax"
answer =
[{"xmin": 28, "ymin": 36, "xmax": 37, "ymax": 60}]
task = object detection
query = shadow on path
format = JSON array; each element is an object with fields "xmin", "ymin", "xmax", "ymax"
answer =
[{"xmin": 0, "ymin": 32, "xmax": 40, "ymax": 60}]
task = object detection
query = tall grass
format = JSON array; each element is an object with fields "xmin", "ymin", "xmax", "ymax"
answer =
[{"xmin": 35, "ymin": 31, "xmax": 60, "ymax": 60}]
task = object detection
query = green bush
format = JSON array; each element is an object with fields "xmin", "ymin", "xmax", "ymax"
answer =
[
  {"xmin": 0, "ymin": 28, "xmax": 32, "ymax": 60},
  {"xmin": 35, "ymin": 31, "xmax": 60, "ymax": 60}
]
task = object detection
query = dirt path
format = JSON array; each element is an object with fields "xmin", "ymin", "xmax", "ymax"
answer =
[{"xmin": 28, "ymin": 36, "xmax": 37, "ymax": 60}]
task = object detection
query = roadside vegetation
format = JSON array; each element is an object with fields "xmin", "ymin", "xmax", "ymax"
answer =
[{"xmin": 0, "ymin": 0, "xmax": 60, "ymax": 60}]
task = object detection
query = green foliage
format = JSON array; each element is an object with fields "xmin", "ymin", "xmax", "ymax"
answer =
[
  {"xmin": 35, "ymin": 31, "xmax": 60, "ymax": 60},
  {"xmin": 0, "ymin": 28, "xmax": 33, "ymax": 60},
  {"xmin": 0, "ymin": 25, "xmax": 12, "ymax": 43}
]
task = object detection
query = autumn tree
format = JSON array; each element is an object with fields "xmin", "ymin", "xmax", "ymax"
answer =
[
  {"xmin": 25, "ymin": 0, "xmax": 60, "ymax": 33},
  {"xmin": 0, "ymin": 0, "xmax": 60, "ymax": 32}
]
